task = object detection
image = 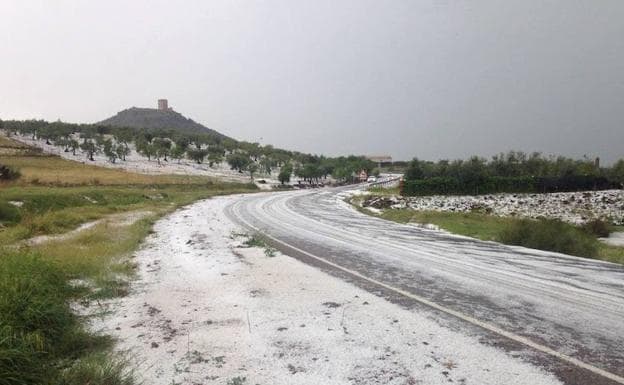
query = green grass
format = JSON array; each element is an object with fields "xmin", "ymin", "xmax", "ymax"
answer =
[
  {"xmin": 367, "ymin": 186, "xmax": 401, "ymax": 196},
  {"xmin": 0, "ymin": 184, "xmax": 255, "ymax": 245},
  {"xmin": 379, "ymin": 209, "xmax": 515, "ymax": 241},
  {"xmin": 243, "ymin": 234, "xmax": 267, "ymax": 248},
  {"xmin": 0, "ymin": 252, "xmax": 113, "ymax": 385},
  {"xmin": 597, "ymin": 245, "xmax": 624, "ymax": 265},
  {"xmin": 59, "ymin": 353, "xmax": 134, "ymax": 385},
  {"xmin": 498, "ymin": 218, "xmax": 597, "ymax": 258},
  {"xmin": 241, "ymin": 233, "xmax": 277, "ymax": 257}
]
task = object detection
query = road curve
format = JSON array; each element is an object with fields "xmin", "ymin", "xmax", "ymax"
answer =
[{"xmin": 224, "ymin": 187, "xmax": 624, "ymax": 385}]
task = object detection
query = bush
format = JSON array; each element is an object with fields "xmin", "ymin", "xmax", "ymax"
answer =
[
  {"xmin": 497, "ymin": 218, "xmax": 598, "ymax": 258},
  {"xmin": 401, "ymin": 175, "xmax": 621, "ymax": 196},
  {"xmin": 0, "ymin": 165, "xmax": 20, "ymax": 181},
  {"xmin": 582, "ymin": 219, "xmax": 611, "ymax": 238}
]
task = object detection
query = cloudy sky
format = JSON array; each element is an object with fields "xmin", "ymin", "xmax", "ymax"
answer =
[{"xmin": 1, "ymin": 1, "xmax": 623, "ymax": 162}]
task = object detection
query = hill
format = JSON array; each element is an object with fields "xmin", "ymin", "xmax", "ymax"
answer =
[{"xmin": 98, "ymin": 107, "xmax": 231, "ymax": 139}]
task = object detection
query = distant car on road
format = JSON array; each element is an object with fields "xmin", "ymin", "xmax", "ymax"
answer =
[{"xmin": 367, "ymin": 176, "xmax": 377, "ymax": 182}]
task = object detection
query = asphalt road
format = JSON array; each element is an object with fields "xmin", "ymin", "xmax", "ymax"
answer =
[{"xmin": 225, "ymin": 187, "xmax": 624, "ymax": 385}]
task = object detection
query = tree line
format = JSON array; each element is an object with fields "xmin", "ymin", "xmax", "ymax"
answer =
[
  {"xmin": 402, "ymin": 151, "xmax": 624, "ymax": 195},
  {"xmin": 0, "ymin": 119, "xmax": 375, "ymax": 185}
]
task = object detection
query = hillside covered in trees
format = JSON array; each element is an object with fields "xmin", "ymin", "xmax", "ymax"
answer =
[{"xmin": 0, "ymin": 118, "xmax": 376, "ymax": 185}]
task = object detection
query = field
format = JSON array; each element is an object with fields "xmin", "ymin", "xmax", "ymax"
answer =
[
  {"xmin": 0, "ymin": 138, "xmax": 256, "ymax": 385},
  {"xmin": 0, "ymin": 153, "xmax": 225, "ymax": 186}
]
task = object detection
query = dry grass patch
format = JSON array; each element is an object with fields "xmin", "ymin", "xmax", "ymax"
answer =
[
  {"xmin": 0, "ymin": 154, "xmax": 218, "ymax": 186},
  {"xmin": 0, "ymin": 134, "xmax": 30, "ymax": 148}
]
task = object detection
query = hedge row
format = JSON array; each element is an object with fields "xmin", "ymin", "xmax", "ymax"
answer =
[{"xmin": 401, "ymin": 176, "xmax": 620, "ymax": 196}]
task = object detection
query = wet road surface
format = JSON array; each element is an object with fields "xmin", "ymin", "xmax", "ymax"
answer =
[{"xmin": 225, "ymin": 187, "xmax": 624, "ymax": 385}]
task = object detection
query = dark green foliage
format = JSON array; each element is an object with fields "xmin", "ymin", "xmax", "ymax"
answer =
[
  {"xmin": 402, "ymin": 175, "xmax": 618, "ymax": 196},
  {"xmin": 152, "ymin": 137, "xmax": 172, "ymax": 162},
  {"xmin": 102, "ymin": 139, "xmax": 117, "ymax": 163},
  {"xmin": 226, "ymin": 152, "xmax": 251, "ymax": 172},
  {"xmin": 0, "ymin": 202, "xmax": 21, "ymax": 224},
  {"xmin": 498, "ymin": 219, "xmax": 598, "ymax": 258},
  {"xmin": 609, "ymin": 159, "xmax": 624, "ymax": 184},
  {"xmin": 278, "ymin": 164, "xmax": 293, "ymax": 185},
  {"xmin": 170, "ymin": 145, "xmax": 186, "ymax": 163},
  {"xmin": 402, "ymin": 152, "xmax": 622, "ymax": 196},
  {"xmin": 79, "ymin": 139, "xmax": 99, "ymax": 161},
  {"xmin": 187, "ymin": 148, "xmax": 208, "ymax": 164}
]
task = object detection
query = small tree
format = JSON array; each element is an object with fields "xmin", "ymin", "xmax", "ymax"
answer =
[
  {"xmin": 116, "ymin": 143, "xmax": 130, "ymax": 161},
  {"xmin": 260, "ymin": 156, "xmax": 276, "ymax": 175},
  {"xmin": 207, "ymin": 146, "xmax": 225, "ymax": 167},
  {"xmin": 187, "ymin": 148, "xmax": 208, "ymax": 164},
  {"xmin": 103, "ymin": 139, "xmax": 117, "ymax": 163},
  {"xmin": 153, "ymin": 138, "xmax": 172, "ymax": 164},
  {"xmin": 68, "ymin": 139, "xmax": 79, "ymax": 156},
  {"xmin": 80, "ymin": 139, "xmax": 99, "ymax": 161},
  {"xmin": 136, "ymin": 139, "xmax": 156, "ymax": 161},
  {"xmin": 226, "ymin": 152, "xmax": 251, "ymax": 173},
  {"xmin": 171, "ymin": 145, "xmax": 186, "ymax": 163},
  {"xmin": 278, "ymin": 163, "xmax": 293, "ymax": 185},
  {"xmin": 247, "ymin": 163, "xmax": 259, "ymax": 181}
]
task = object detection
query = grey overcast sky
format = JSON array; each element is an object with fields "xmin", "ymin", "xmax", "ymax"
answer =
[{"xmin": 1, "ymin": 1, "xmax": 623, "ymax": 162}]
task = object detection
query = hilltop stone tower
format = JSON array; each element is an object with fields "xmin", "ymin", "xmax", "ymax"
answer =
[{"xmin": 158, "ymin": 99, "xmax": 169, "ymax": 111}]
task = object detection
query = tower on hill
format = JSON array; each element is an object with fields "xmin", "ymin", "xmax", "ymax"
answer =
[{"xmin": 157, "ymin": 99, "xmax": 169, "ymax": 111}]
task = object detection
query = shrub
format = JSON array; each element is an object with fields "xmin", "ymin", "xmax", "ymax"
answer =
[
  {"xmin": 497, "ymin": 218, "xmax": 598, "ymax": 258},
  {"xmin": 0, "ymin": 165, "xmax": 20, "ymax": 181},
  {"xmin": 582, "ymin": 219, "xmax": 611, "ymax": 238}
]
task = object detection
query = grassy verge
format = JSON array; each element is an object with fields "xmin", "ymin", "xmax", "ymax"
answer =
[
  {"xmin": 350, "ymin": 196, "xmax": 624, "ymax": 265},
  {"xmin": 1, "ymin": 146, "xmax": 257, "ymax": 385},
  {"xmin": 0, "ymin": 184, "xmax": 253, "ymax": 245},
  {"xmin": 367, "ymin": 186, "xmax": 401, "ymax": 196}
]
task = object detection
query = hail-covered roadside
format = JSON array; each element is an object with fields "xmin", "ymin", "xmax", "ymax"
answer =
[
  {"xmin": 359, "ymin": 189, "xmax": 624, "ymax": 225},
  {"xmin": 226, "ymin": 188, "xmax": 624, "ymax": 385},
  {"xmin": 91, "ymin": 195, "xmax": 563, "ymax": 385}
]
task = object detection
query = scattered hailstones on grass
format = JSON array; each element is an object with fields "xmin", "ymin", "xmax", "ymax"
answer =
[
  {"xmin": 365, "ymin": 190, "xmax": 624, "ymax": 225},
  {"xmin": 408, "ymin": 222, "xmax": 441, "ymax": 231}
]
